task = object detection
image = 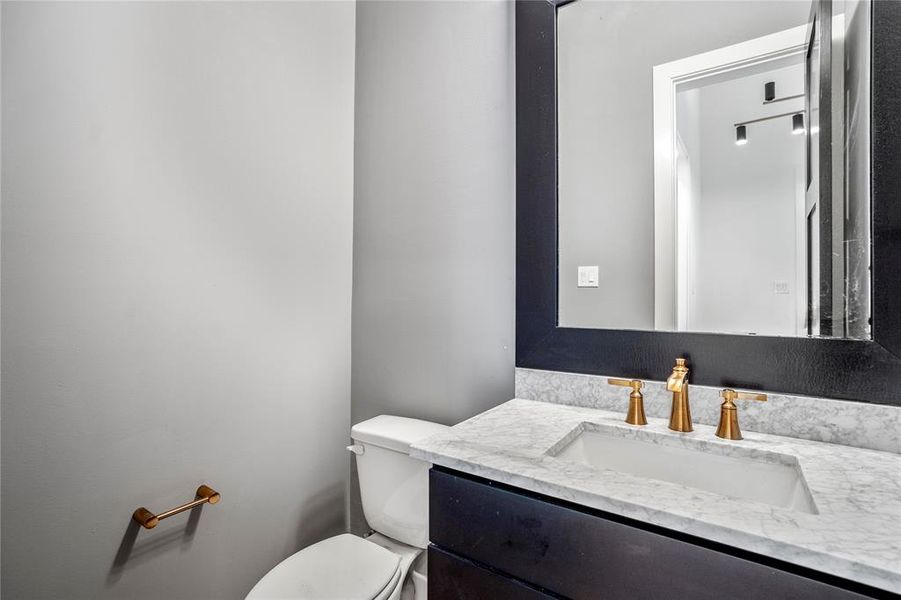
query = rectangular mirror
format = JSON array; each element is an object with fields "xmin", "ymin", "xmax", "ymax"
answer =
[{"xmin": 556, "ymin": 0, "xmax": 871, "ymax": 339}]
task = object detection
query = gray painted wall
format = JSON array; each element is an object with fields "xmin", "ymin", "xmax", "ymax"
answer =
[
  {"xmin": 351, "ymin": 0, "xmax": 515, "ymax": 427},
  {"xmin": 351, "ymin": 0, "xmax": 515, "ymax": 528},
  {"xmin": 556, "ymin": 0, "xmax": 810, "ymax": 330},
  {"xmin": 1, "ymin": 2, "xmax": 356, "ymax": 598}
]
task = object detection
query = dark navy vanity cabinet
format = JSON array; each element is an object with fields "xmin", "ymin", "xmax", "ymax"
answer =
[{"xmin": 428, "ymin": 467, "xmax": 886, "ymax": 600}]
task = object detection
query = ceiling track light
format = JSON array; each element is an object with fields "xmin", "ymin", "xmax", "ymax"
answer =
[{"xmin": 733, "ymin": 110, "xmax": 808, "ymax": 145}]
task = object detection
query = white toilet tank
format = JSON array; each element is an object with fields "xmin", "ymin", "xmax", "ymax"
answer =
[{"xmin": 351, "ymin": 415, "xmax": 449, "ymax": 549}]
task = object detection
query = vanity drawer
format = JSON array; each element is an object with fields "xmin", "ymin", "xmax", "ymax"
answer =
[
  {"xmin": 428, "ymin": 545, "xmax": 557, "ymax": 600},
  {"xmin": 429, "ymin": 467, "xmax": 875, "ymax": 600}
]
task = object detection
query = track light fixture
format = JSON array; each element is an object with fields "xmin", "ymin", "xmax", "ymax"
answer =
[{"xmin": 734, "ymin": 110, "xmax": 808, "ymax": 145}]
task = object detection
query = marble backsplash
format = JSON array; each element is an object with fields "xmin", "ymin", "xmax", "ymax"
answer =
[{"xmin": 515, "ymin": 368, "xmax": 901, "ymax": 454}]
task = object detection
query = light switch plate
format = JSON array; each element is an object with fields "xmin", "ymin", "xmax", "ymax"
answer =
[{"xmin": 578, "ymin": 266, "xmax": 599, "ymax": 288}]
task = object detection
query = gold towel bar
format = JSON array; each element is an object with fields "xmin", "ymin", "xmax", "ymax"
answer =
[{"xmin": 133, "ymin": 484, "xmax": 220, "ymax": 529}]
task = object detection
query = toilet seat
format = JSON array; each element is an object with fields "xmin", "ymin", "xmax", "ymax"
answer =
[
  {"xmin": 246, "ymin": 534, "xmax": 402, "ymax": 600},
  {"xmin": 370, "ymin": 565, "xmax": 402, "ymax": 600}
]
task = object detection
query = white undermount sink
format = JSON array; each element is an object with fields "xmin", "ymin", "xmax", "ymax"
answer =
[{"xmin": 551, "ymin": 424, "xmax": 818, "ymax": 514}]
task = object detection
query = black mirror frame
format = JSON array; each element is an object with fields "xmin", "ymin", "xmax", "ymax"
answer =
[{"xmin": 515, "ymin": 0, "xmax": 901, "ymax": 406}]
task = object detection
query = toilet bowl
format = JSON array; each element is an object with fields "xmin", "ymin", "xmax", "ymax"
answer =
[{"xmin": 246, "ymin": 416, "xmax": 449, "ymax": 600}]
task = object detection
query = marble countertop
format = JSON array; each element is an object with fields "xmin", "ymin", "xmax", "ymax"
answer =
[{"xmin": 411, "ymin": 399, "xmax": 901, "ymax": 594}]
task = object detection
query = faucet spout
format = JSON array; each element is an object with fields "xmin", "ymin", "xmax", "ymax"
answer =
[
  {"xmin": 667, "ymin": 358, "xmax": 693, "ymax": 432},
  {"xmin": 666, "ymin": 369, "xmax": 687, "ymax": 393}
]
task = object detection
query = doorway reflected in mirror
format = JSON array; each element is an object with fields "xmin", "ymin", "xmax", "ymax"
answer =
[{"xmin": 556, "ymin": 0, "xmax": 871, "ymax": 339}]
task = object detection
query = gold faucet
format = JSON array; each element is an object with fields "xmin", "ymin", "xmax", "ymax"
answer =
[
  {"xmin": 607, "ymin": 378, "xmax": 647, "ymax": 426},
  {"xmin": 716, "ymin": 389, "xmax": 767, "ymax": 440},
  {"xmin": 666, "ymin": 358, "xmax": 692, "ymax": 432}
]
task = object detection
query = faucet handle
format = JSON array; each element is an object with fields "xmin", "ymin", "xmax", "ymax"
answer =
[
  {"xmin": 607, "ymin": 378, "xmax": 647, "ymax": 426},
  {"xmin": 720, "ymin": 389, "xmax": 767, "ymax": 403},
  {"xmin": 608, "ymin": 378, "xmax": 643, "ymax": 391},
  {"xmin": 716, "ymin": 389, "xmax": 767, "ymax": 440}
]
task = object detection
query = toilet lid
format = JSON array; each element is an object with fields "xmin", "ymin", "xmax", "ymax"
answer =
[{"xmin": 246, "ymin": 534, "xmax": 401, "ymax": 600}]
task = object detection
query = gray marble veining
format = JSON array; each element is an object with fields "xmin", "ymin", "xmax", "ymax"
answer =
[
  {"xmin": 412, "ymin": 399, "xmax": 901, "ymax": 594},
  {"xmin": 516, "ymin": 367, "xmax": 901, "ymax": 454}
]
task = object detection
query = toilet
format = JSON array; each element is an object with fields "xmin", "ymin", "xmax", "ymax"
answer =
[{"xmin": 246, "ymin": 415, "xmax": 450, "ymax": 600}]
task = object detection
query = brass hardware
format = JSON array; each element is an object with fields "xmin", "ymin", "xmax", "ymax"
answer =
[
  {"xmin": 666, "ymin": 358, "xmax": 692, "ymax": 432},
  {"xmin": 133, "ymin": 484, "xmax": 220, "ymax": 530},
  {"xmin": 716, "ymin": 389, "xmax": 768, "ymax": 440},
  {"xmin": 607, "ymin": 378, "xmax": 647, "ymax": 426}
]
